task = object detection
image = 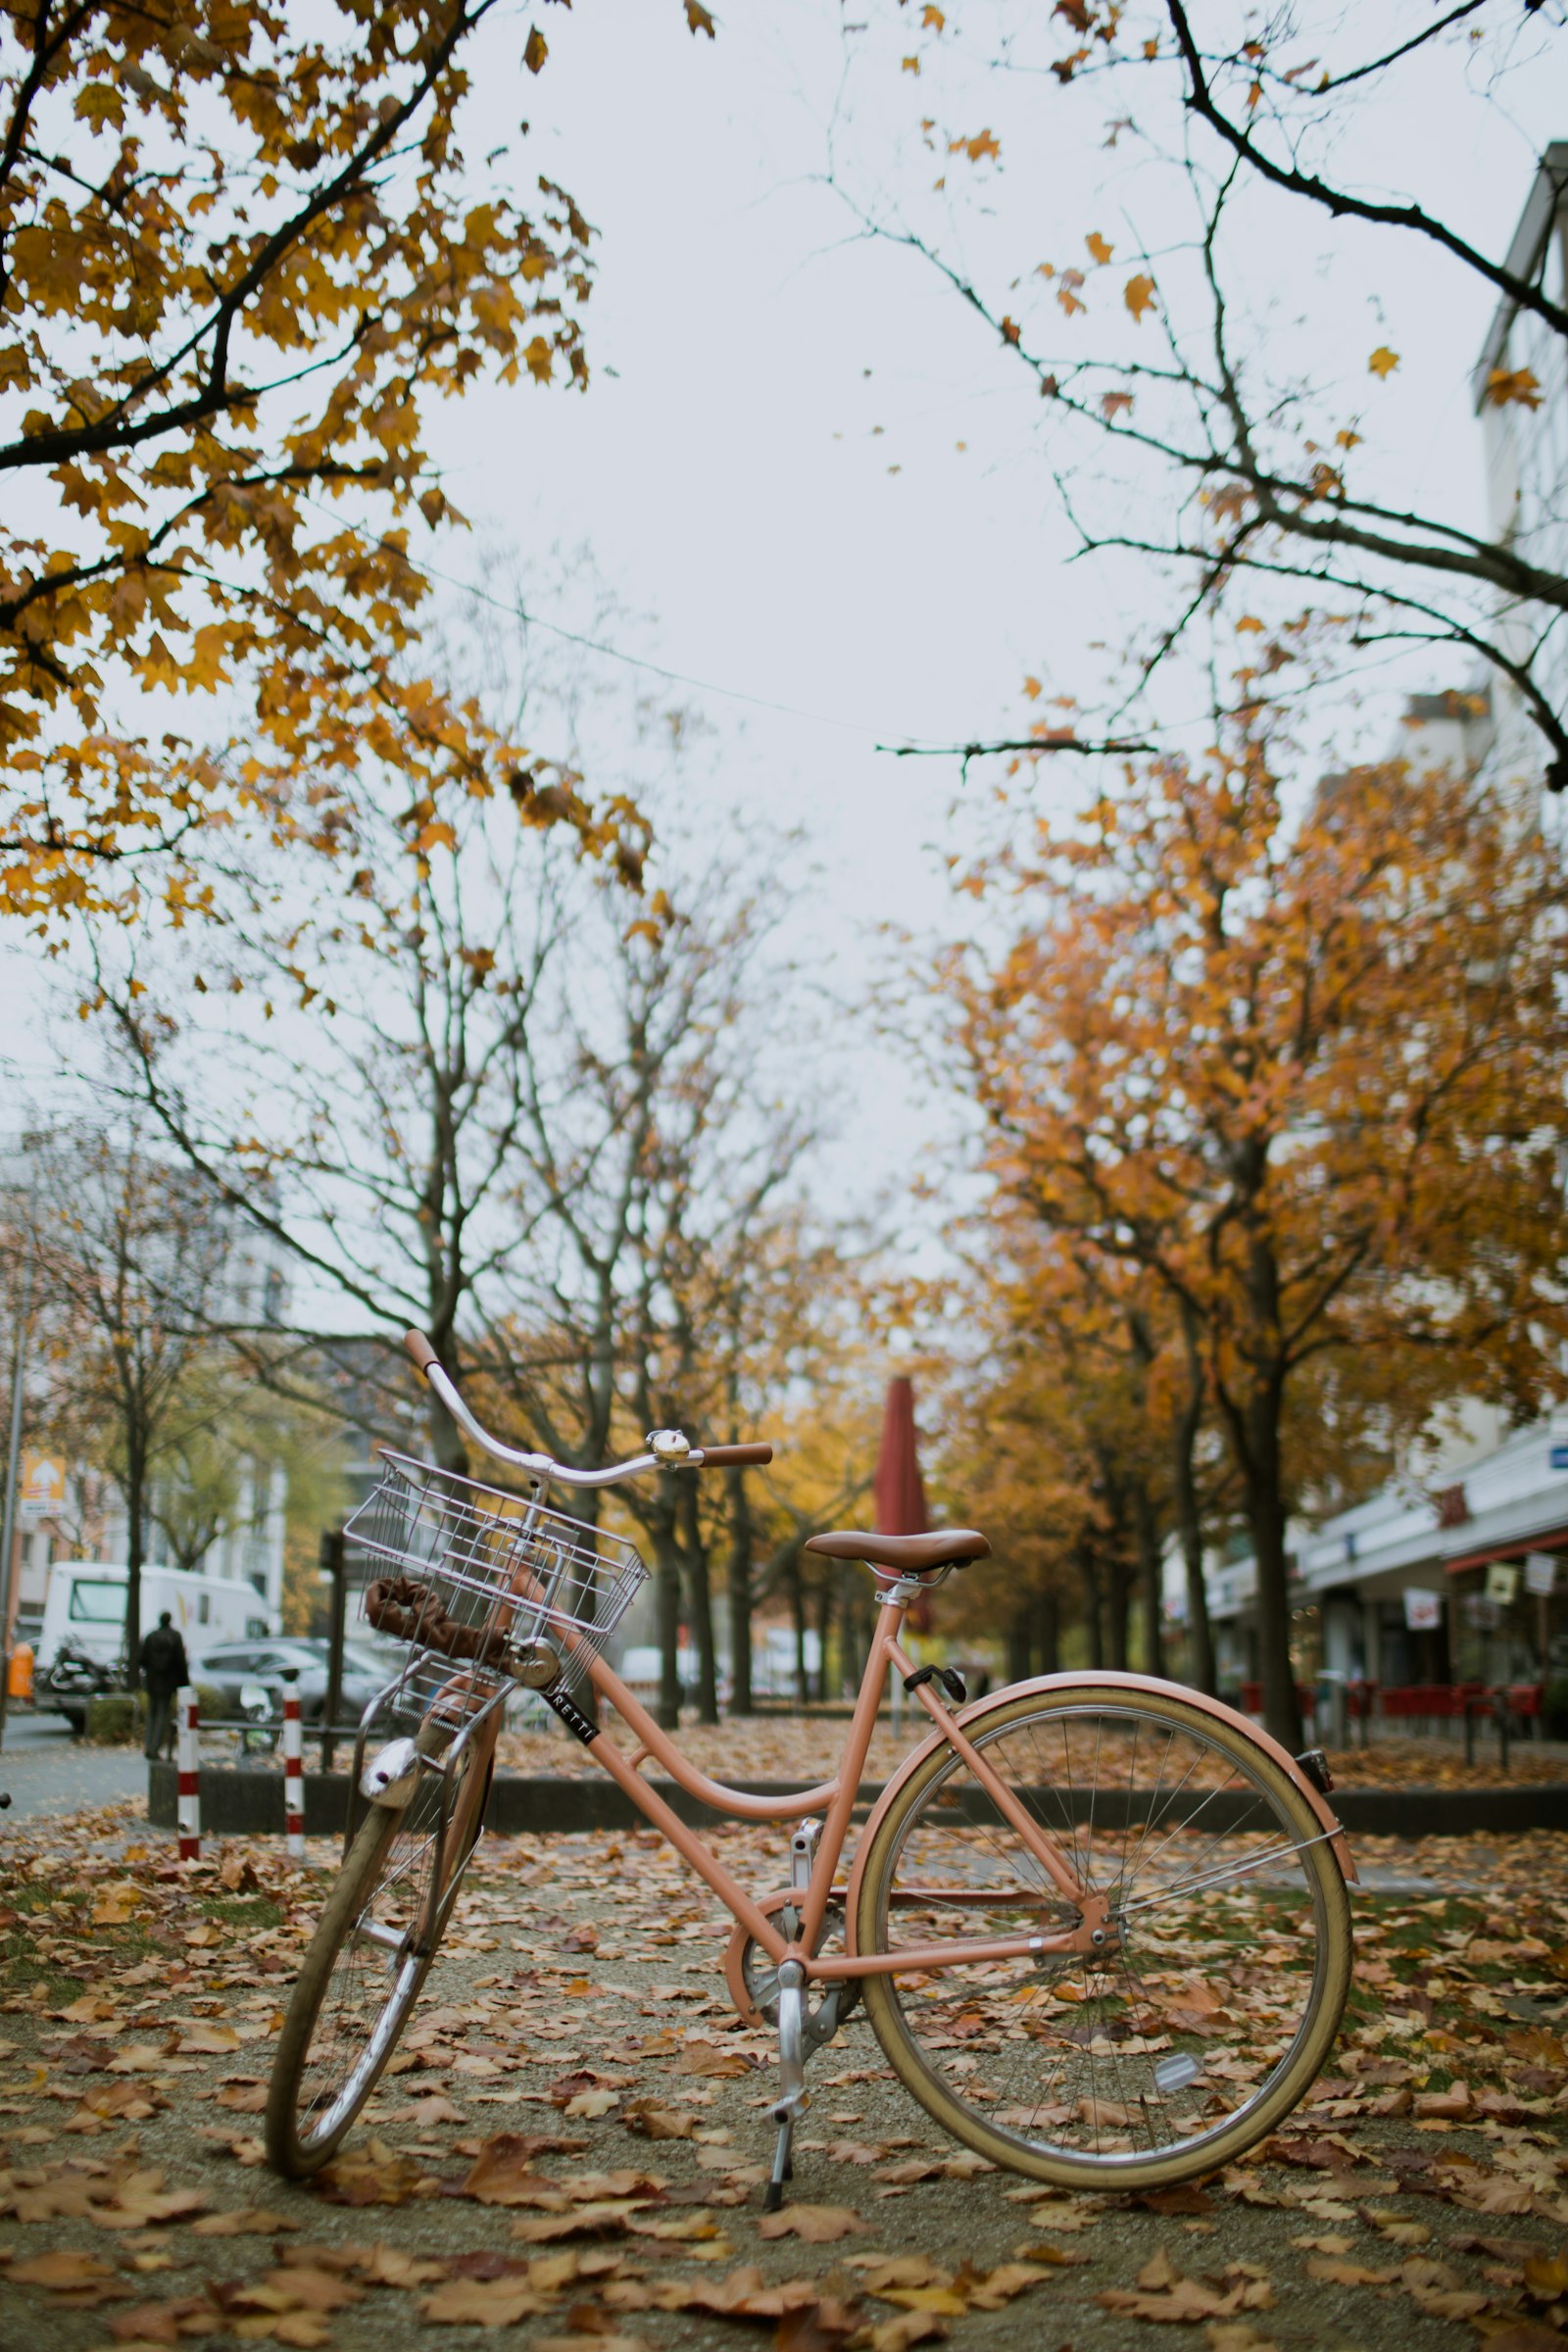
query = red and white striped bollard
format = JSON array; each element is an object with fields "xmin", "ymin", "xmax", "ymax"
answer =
[
  {"xmin": 282, "ymin": 1683, "xmax": 305, "ymax": 1858},
  {"xmin": 175, "ymin": 1686, "xmax": 201, "ymax": 1861}
]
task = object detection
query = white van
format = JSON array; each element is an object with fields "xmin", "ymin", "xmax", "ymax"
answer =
[{"xmin": 36, "ymin": 1561, "xmax": 274, "ymax": 1721}]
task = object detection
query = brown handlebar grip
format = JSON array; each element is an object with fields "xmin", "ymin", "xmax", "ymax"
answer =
[
  {"xmin": 404, "ymin": 1330, "xmax": 440, "ymax": 1373},
  {"xmin": 695, "ymin": 1443, "xmax": 773, "ymax": 1467}
]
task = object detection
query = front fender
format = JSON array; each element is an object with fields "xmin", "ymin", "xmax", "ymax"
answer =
[{"xmin": 845, "ymin": 1670, "xmax": 1355, "ymax": 1953}]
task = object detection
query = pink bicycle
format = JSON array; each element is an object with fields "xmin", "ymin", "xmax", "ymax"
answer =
[{"xmin": 265, "ymin": 1332, "xmax": 1354, "ymax": 2204}]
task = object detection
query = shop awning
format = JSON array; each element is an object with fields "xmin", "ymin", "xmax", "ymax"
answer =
[{"xmin": 1445, "ymin": 1523, "xmax": 1568, "ymax": 1574}]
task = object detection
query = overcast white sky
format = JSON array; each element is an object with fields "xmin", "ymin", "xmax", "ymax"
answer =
[
  {"xmin": 414, "ymin": 0, "xmax": 1567, "ymax": 1205},
  {"xmin": 8, "ymin": 1, "xmax": 1566, "ymax": 1231}
]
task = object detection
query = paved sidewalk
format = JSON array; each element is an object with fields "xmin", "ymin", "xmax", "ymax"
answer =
[{"xmin": 0, "ymin": 1712, "xmax": 145, "ymax": 1821}]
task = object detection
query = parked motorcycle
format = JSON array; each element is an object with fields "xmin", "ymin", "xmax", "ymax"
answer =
[{"xmin": 37, "ymin": 1641, "xmax": 122, "ymax": 1733}]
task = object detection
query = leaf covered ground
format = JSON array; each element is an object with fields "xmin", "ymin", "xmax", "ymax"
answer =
[
  {"xmin": 490, "ymin": 1715, "xmax": 1568, "ymax": 1789},
  {"xmin": 1, "ymin": 1802, "xmax": 1566, "ymax": 2352}
]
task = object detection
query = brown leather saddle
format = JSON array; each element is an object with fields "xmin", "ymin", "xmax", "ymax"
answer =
[{"xmin": 803, "ymin": 1528, "xmax": 990, "ymax": 1573}]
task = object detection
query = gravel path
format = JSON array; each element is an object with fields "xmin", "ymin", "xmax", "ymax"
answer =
[{"xmin": 2, "ymin": 1807, "xmax": 1567, "ymax": 2352}]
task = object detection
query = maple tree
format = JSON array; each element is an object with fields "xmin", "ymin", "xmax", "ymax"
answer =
[
  {"xmin": 934, "ymin": 1234, "xmax": 1189, "ymax": 1684},
  {"xmin": 0, "ymin": 0, "xmax": 706, "ymax": 923},
  {"xmin": 858, "ymin": 0, "xmax": 1568, "ymax": 785},
  {"xmin": 944, "ymin": 715, "xmax": 1568, "ymax": 1747}
]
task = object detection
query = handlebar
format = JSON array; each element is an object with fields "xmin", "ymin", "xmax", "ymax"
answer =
[{"xmin": 402, "ymin": 1331, "xmax": 772, "ymax": 1482}]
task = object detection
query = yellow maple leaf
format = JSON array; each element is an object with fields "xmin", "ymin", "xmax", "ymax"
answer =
[
  {"xmin": 922, "ymin": 3, "xmax": 946, "ymax": 24},
  {"xmin": 1124, "ymin": 273, "xmax": 1155, "ymax": 320},
  {"xmin": 523, "ymin": 25, "xmax": 548, "ymax": 74},
  {"xmin": 902, "ymin": 54, "xmax": 920, "ymax": 74},
  {"xmin": 1484, "ymin": 366, "xmax": 1543, "ymax": 411},
  {"xmin": 1367, "ymin": 346, "xmax": 1399, "ymax": 379},
  {"xmin": 1023, "ymin": 676, "xmax": 1043, "ymax": 700},
  {"xmin": 685, "ymin": 0, "xmax": 716, "ymax": 33},
  {"xmin": 1086, "ymin": 231, "xmax": 1113, "ymax": 265},
  {"xmin": 1236, "ymin": 615, "xmax": 1264, "ymax": 633}
]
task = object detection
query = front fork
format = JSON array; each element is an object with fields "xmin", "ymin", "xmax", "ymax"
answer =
[{"xmin": 356, "ymin": 1690, "xmax": 502, "ymax": 1953}]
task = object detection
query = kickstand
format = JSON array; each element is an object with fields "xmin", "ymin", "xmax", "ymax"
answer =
[
  {"xmin": 763, "ymin": 1959, "xmax": 808, "ymax": 2214},
  {"xmin": 762, "ymin": 2109, "xmax": 795, "ymax": 2214}
]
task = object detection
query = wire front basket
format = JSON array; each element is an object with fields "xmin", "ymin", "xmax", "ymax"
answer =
[{"xmin": 345, "ymin": 1448, "xmax": 647, "ymax": 1715}]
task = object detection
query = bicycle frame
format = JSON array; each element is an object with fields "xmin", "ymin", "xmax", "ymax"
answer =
[
  {"xmin": 567, "ymin": 1587, "xmax": 1111, "ymax": 1984},
  {"xmin": 272, "ymin": 1340, "xmax": 1356, "ymax": 2200}
]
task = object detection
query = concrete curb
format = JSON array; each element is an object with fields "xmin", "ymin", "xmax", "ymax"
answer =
[{"xmin": 145, "ymin": 1765, "xmax": 1568, "ymax": 1839}]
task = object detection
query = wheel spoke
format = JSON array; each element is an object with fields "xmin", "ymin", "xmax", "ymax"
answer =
[
  {"xmin": 270, "ymin": 1740, "xmax": 471, "ymax": 2174},
  {"xmin": 860, "ymin": 1690, "xmax": 1347, "ymax": 2185}
]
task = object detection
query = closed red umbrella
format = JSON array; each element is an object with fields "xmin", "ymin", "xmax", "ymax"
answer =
[{"xmin": 874, "ymin": 1376, "xmax": 932, "ymax": 1634}]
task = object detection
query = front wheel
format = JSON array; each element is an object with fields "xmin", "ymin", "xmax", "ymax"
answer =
[
  {"xmin": 265, "ymin": 1716, "xmax": 488, "ymax": 2179},
  {"xmin": 854, "ymin": 1680, "xmax": 1351, "ymax": 2189}
]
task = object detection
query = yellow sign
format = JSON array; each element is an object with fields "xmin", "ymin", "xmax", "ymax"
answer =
[
  {"xmin": 1485, "ymin": 1560, "xmax": 1519, "ymax": 1607},
  {"xmin": 19, "ymin": 1452, "xmax": 65, "ymax": 1528}
]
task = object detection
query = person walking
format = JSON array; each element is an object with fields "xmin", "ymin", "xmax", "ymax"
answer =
[{"xmin": 139, "ymin": 1611, "xmax": 189, "ymax": 1762}]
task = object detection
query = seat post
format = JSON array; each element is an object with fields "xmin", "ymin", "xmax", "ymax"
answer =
[{"xmin": 878, "ymin": 1577, "xmax": 922, "ymax": 1740}]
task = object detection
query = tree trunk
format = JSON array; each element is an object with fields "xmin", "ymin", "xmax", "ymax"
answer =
[
  {"xmin": 1242, "ymin": 1388, "xmax": 1302, "ymax": 1750},
  {"xmin": 1174, "ymin": 1304, "xmax": 1216, "ymax": 1694},
  {"xmin": 678, "ymin": 1479, "xmax": 719, "ymax": 1724},
  {"xmin": 1036, "ymin": 1587, "xmax": 1059, "ymax": 1676},
  {"xmin": 1218, "ymin": 1229, "xmax": 1302, "ymax": 1751},
  {"xmin": 856, "ymin": 1573, "xmax": 874, "ymax": 1691},
  {"xmin": 1132, "ymin": 1479, "xmax": 1164, "ymax": 1679},
  {"xmin": 813, "ymin": 1572, "xmax": 834, "ymax": 1704},
  {"xmin": 654, "ymin": 1526, "xmax": 683, "ymax": 1731},
  {"xmin": 1105, "ymin": 1546, "xmax": 1131, "ymax": 1672},
  {"xmin": 1006, "ymin": 1600, "xmax": 1032, "ymax": 1684},
  {"xmin": 1078, "ymin": 1542, "xmax": 1103, "ymax": 1669},
  {"xmin": 787, "ymin": 1548, "xmax": 808, "ymax": 1705},
  {"xmin": 725, "ymin": 1467, "xmax": 753, "ymax": 1717},
  {"xmin": 122, "ymin": 1428, "xmax": 146, "ymax": 1692}
]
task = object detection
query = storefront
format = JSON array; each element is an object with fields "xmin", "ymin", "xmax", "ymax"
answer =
[
  {"xmin": 1188, "ymin": 1418, "xmax": 1568, "ymax": 1712},
  {"xmin": 1445, "ymin": 1534, "xmax": 1568, "ymax": 1689}
]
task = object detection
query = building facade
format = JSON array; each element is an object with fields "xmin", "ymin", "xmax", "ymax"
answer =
[{"xmin": 1474, "ymin": 139, "xmax": 1568, "ymax": 818}]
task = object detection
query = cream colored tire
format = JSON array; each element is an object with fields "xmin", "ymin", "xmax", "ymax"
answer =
[
  {"xmin": 266, "ymin": 1719, "xmax": 489, "ymax": 2179},
  {"xmin": 854, "ymin": 1680, "xmax": 1351, "ymax": 2188}
]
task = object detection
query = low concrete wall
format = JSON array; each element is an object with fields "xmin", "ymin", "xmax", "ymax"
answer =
[{"xmin": 145, "ymin": 1764, "xmax": 1568, "ymax": 1839}]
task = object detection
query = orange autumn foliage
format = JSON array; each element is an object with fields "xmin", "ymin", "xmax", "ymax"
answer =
[
  {"xmin": 0, "ymin": 0, "xmax": 707, "ymax": 922},
  {"xmin": 947, "ymin": 740, "xmax": 1568, "ymax": 1744}
]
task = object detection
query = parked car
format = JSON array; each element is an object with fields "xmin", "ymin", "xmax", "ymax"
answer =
[{"xmin": 191, "ymin": 1639, "xmax": 390, "ymax": 1725}]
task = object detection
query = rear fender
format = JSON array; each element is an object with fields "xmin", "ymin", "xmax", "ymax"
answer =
[{"xmin": 845, "ymin": 1670, "xmax": 1355, "ymax": 1955}]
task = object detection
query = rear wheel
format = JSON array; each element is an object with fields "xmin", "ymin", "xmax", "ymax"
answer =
[
  {"xmin": 854, "ymin": 1681, "xmax": 1351, "ymax": 2188},
  {"xmin": 265, "ymin": 1714, "xmax": 489, "ymax": 2179}
]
